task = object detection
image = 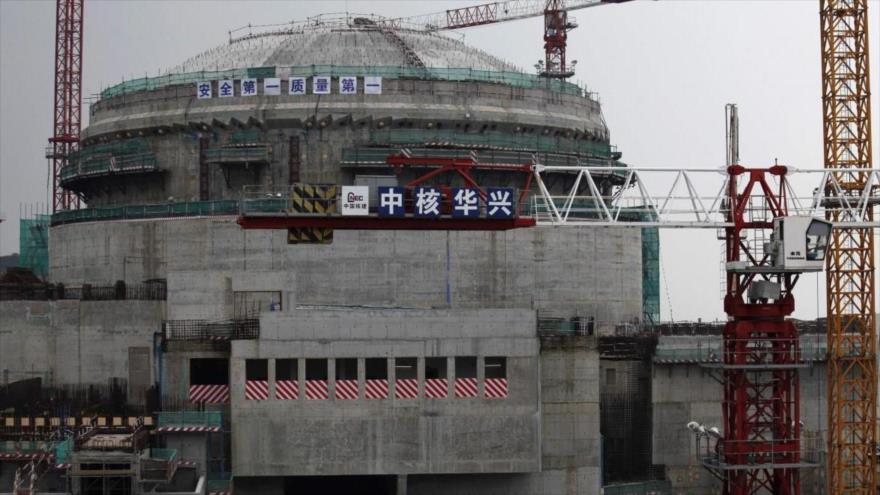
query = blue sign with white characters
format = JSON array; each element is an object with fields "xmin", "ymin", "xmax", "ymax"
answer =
[
  {"xmin": 414, "ymin": 187, "xmax": 441, "ymax": 217},
  {"xmin": 486, "ymin": 188, "xmax": 514, "ymax": 218},
  {"xmin": 452, "ymin": 188, "xmax": 480, "ymax": 218},
  {"xmin": 378, "ymin": 187, "xmax": 405, "ymax": 217}
]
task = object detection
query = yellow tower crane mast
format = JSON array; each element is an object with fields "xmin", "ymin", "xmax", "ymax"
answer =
[{"xmin": 819, "ymin": 1, "xmax": 878, "ymax": 494}]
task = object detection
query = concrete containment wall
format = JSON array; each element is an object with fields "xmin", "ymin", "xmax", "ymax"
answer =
[
  {"xmin": 50, "ymin": 218, "xmax": 643, "ymax": 324},
  {"xmin": 0, "ymin": 300, "xmax": 164, "ymax": 388},
  {"xmin": 229, "ymin": 308, "xmax": 540, "ymax": 478}
]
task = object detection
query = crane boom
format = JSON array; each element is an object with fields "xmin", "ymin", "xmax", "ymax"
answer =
[{"xmin": 379, "ymin": 0, "xmax": 623, "ymax": 31}]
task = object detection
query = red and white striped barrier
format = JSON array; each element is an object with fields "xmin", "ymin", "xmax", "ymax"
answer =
[
  {"xmin": 424, "ymin": 378, "xmax": 448, "ymax": 398},
  {"xmin": 305, "ymin": 380, "xmax": 328, "ymax": 400},
  {"xmin": 335, "ymin": 379, "xmax": 359, "ymax": 400},
  {"xmin": 156, "ymin": 426, "xmax": 221, "ymax": 433},
  {"xmin": 395, "ymin": 378, "xmax": 418, "ymax": 399},
  {"xmin": 275, "ymin": 380, "xmax": 298, "ymax": 400},
  {"xmin": 245, "ymin": 380, "xmax": 269, "ymax": 400},
  {"xmin": 484, "ymin": 378, "xmax": 509, "ymax": 398},
  {"xmin": 454, "ymin": 378, "xmax": 478, "ymax": 398},
  {"xmin": 365, "ymin": 379, "xmax": 388, "ymax": 399},
  {"xmin": 189, "ymin": 384, "xmax": 229, "ymax": 403}
]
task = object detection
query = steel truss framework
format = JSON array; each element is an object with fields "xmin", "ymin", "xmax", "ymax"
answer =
[
  {"xmin": 49, "ymin": 0, "xmax": 83, "ymax": 213},
  {"xmin": 820, "ymin": 1, "xmax": 877, "ymax": 494},
  {"xmin": 530, "ymin": 165, "xmax": 880, "ymax": 228}
]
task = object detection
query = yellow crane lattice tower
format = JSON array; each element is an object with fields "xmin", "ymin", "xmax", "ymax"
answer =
[{"xmin": 820, "ymin": 1, "xmax": 877, "ymax": 494}]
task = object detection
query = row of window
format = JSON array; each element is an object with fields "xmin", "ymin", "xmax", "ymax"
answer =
[{"xmin": 188, "ymin": 356, "xmax": 508, "ymax": 403}]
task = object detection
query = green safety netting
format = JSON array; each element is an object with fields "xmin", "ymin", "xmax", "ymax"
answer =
[
  {"xmin": 287, "ymin": 65, "xmax": 587, "ymax": 96},
  {"xmin": 52, "ymin": 200, "xmax": 240, "ymax": 225},
  {"xmin": 157, "ymin": 411, "xmax": 222, "ymax": 427},
  {"xmin": 229, "ymin": 128, "xmax": 265, "ymax": 144},
  {"xmin": 642, "ymin": 227, "xmax": 660, "ymax": 325},
  {"xmin": 100, "ymin": 67, "xmax": 277, "ymax": 99},
  {"xmin": 99, "ymin": 65, "xmax": 589, "ymax": 100},
  {"xmin": 369, "ymin": 129, "xmax": 613, "ymax": 157},
  {"xmin": 204, "ymin": 147, "xmax": 272, "ymax": 163},
  {"xmin": 19, "ymin": 214, "xmax": 50, "ymax": 280}
]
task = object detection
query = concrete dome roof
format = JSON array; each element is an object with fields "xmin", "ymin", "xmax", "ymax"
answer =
[{"xmin": 169, "ymin": 16, "xmax": 520, "ymax": 74}]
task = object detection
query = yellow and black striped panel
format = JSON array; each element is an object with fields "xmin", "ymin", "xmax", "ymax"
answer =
[
  {"xmin": 287, "ymin": 184, "xmax": 337, "ymax": 244},
  {"xmin": 287, "ymin": 227, "xmax": 333, "ymax": 245},
  {"xmin": 290, "ymin": 184, "xmax": 338, "ymax": 214}
]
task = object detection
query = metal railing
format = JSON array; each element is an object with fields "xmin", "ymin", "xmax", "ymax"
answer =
[
  {"xmin": 157, "ymin": 411, "xmax": 222, "ymax": 428},
  {"xmin": 203, "ymin": 145, "xmax": 272, "ymax": 164},
  {"xmin": 164, "ymin": 319, "xmax": 260, "ymax": 341},
  {"xmin": 0, "ymin": 281, "xmax": 166, "ymax": 301},
  {"xmin": 51, "ymin": 200, "xmax": 240, "ymax": 225}
]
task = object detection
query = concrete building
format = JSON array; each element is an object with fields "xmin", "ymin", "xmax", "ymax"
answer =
[{"xmin": 1, "ymin": 14, "xmax": 664, "ymax": 495}]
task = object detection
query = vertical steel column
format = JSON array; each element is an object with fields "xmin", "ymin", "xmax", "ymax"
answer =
[
  {"xmin": 720, "ymin": 166, "xmax": 804, "ymax": 495},
  {"xmin": 49, "ymin": 0, "xmax": 83, "ymax": 212},
  {"xmin": 820, "ymin": 2, "xmax": 877, "ymax": 494}
]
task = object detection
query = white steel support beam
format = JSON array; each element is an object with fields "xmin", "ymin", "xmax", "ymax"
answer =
[{"xmin": 530, "ymin": 165, "xmax": 880, "ymax": 228}]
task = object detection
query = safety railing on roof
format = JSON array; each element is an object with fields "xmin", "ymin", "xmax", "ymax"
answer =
[
  {"xmin": 60, "ymin": 153, "xmax": 159, "ymax": 184},
  {"xmin": 369, "ymin": 129, "xmax": 614, "ymax": 157},
  {"xmin": 51, "ymin": 200, "xmax": 240, "ymax": 225},
  {"xmin": 287, "ymin": 65, "xmax": 588, "ymax": 96},
  {"xmin": 98, "ymin": 64, "xmax": 591, "ymax": 100},
  {"xmin": 203, "ymin": 146, "xmax": 272, "ymax": 164},
  {"xmin": 100, "ymin": 67, "xmax": 276, "ymax": 99},
  {"xmin": 340, "ymin": 147, "xmax": 616, "ymax": 169}
]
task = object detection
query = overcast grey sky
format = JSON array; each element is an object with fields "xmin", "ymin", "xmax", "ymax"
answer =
[{"xmin": 1, "ymin": 0, "xmax": 878, "ymax": 321}]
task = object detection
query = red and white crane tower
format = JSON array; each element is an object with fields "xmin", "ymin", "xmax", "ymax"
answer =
[{"xmin": 47, "ymin": 0, "xmax": 83, "ymax": 213}]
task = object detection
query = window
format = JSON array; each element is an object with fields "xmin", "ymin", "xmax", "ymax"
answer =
[
  {"xmin": 454, "ymin": 357, "xmax": 478, "ymax": 398},
  {"xmin": 276, "ymin": 359, "xmax": 297, "ymax": 381},
  {"xmin": 425, "ymin": 358, "xmax": 447, "ymax": 379},
  {"xmin": 395, "ymin": 358, "xmax": 418, "ymax": 399},
  {"xmin": 366, "ymin": 358, "xmax": 387, "ymax": 380},
  {"xmin": 424, "ymin": 357, "xmax": 448, "ymax": 399},
  {"xmin": 484, "ymin": 357, "xmax": 506, "ymax": 379},
  {"xmin": 805, "ymin": 220, "xmax": 832, "ymax": 261},
  {"xmin": 484, "ymin": 357, "xmax": 508, "ymax": 398},
  {"xmin": 190, "ymin": 358, "xmax": 228, "ymax": 385},
  {"xmin": 246, "ymin": 359, "xmax": 268, "ymax": 381},
  {"xmin": 606, "ymin": 368, "xmax": 617, "ymax": 386},
  {"xmin": 365, "ymin": 358, "xmax": 388, "ymax": 399},
  {"xmin": 335, "ymin": 358, "xmax": 358, "ymax": 400},
  {"xmin": 188, "ymin": 359, "xmax": 229, "ymax": 403},
  {"xmin": 336, "ymin": 358, "xmax": 358, "ymax": 380},
  {"xmin": 305, "ymin": 359, "xmax": 329, "ymax": 400},
  {"xmin": 455, "ymin": 356, "xmax": 477, "ymax": 379},
  {"xmin": 245, "ymin": 359, "xmax": 268, "ymax": 400},
  {"xmin": 275, "ymin": 359, "xmax": 298, "ymax": 400}
]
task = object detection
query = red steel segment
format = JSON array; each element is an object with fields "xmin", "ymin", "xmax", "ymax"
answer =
[
  {"xmin": 50, "ymin": 0, "xmax": 83, "ymax": 212},
  {"xmin": 445, "ymin": 2, "xmax": 498, "ymax": 28},
  {"xmin": 720, "ymin": 166, "xmax": 804, "ymax": 495}
]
